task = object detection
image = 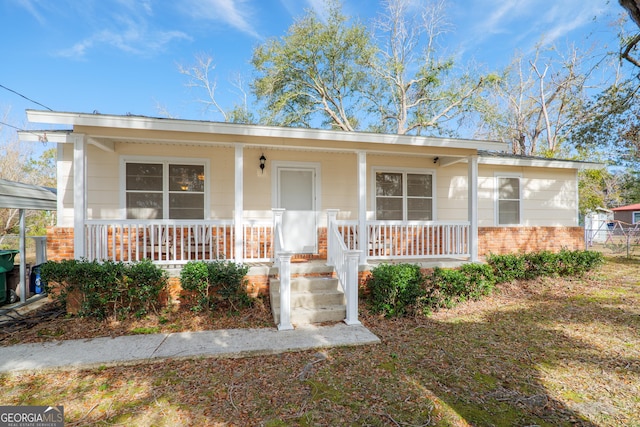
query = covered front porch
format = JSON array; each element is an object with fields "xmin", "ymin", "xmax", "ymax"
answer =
[{"xmin": 77, "ymin": 212, "xmax": 471, "ymax": 330}]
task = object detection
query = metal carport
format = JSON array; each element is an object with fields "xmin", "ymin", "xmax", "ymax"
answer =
[{"xmin": 0, "ymin": 179, "xmax": 56, "ymax": 305}]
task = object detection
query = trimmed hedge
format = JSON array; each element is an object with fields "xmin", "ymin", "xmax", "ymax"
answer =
[
  {"xmin": 366, "ymin": 263, "xmax": 424, "ymax": 317},
  {"xmin": 40, "ymin": 259, "xmax": 168, "ymax": 319},
  {"xmin": 366, "ymin": 249, "xmax": 603, "ymax": 318},
  {"xmin": 487, "ymin": 249, "xmax": 604, "ymax": 283},
  {"xmin": 180, "ymin": 260, "xmax": 252, "ymax": 312}
]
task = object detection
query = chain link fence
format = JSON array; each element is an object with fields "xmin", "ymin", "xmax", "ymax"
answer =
[{"xmin": 584, "ymin": 220, "xmax": 640, "ymax": 259}]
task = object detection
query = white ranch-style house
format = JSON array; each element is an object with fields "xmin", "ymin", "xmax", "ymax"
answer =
[{"xmin": 22, "ymin": 110, "xmax": 601, "ymax": 329}]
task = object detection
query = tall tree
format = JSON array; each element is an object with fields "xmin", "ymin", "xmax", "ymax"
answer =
[
  {"xmin": 571, "ymin": 77, "xmax": 640, "ymax": 166},
  {"xmin": 479, "ymin": 44, "xmax": 604, "ymax": 157},
  {"xmin": 178, "ymin": 53, "xmax": 256, "ymax": 124},
  {"xmin": 619, "ymin": 0, "xmax": 640, "ymax": 66},
  {"xmin": 370, "ymin": 0, "xmax": 493, "ymax": 135},
  {"xmin": 252, "ymin": 0, "xmax": 373, "ymax": 130},
  {"xmin": 0, "ymin": 116, "xmax": 56, "ymax": 237}
]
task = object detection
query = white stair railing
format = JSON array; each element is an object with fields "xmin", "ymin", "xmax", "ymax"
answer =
[{"xmin": 327, "ymin": 210, "xmax": 361, "ymax": 326}]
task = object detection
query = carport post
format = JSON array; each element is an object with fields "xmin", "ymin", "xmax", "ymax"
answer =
[{"xmin": 19, "ymin": 209, "xmax": 26, "ymax": 304}]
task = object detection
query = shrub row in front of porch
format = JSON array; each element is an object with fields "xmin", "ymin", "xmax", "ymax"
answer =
[
  {"xmin": 366, "ymin": 249, "xmax": 604, "ymax": 318},
  {"xmin": 40, "ymin": 259, "xmax": 254, "ymax": 319}
]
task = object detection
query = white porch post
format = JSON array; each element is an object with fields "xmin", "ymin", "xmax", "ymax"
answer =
[
  {"xmin": 73, "ymin": 134, "xmax": 86, "ymax": 259},
  {"xmin": 468, "ymin": 155, "xmax": 479, "ymax": 262},
  {"xmin": 357, "ymin": 151, "xmax": 367, "ymax": 265},
  {"xmin": 234, "ymin": 145, "xmax": 244, "ymax": 263}
]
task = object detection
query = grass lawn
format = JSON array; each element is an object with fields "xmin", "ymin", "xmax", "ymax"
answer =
[{"xmin": 0, "ymin": 257, "xmax": 638, "ymax": 426}]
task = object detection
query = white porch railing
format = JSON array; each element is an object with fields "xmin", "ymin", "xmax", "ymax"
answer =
[
  {"xmin": 327, "ymin": 210, "xmax": 361, "ymax": 325},
  {"xmin": 85, "ymin": 218, "xmax": 470, "ymax": 264},
  {"xmin": 85, "ymin": 219, "xmax": 274, "ymax": 264},
  {"xmin": 337, "ymin": 220, "xmax": 471, "ymax": 259}
]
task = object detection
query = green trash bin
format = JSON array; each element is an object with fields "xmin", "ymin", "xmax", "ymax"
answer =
[{"xmin": 0, "ymin": 250, "xmax": 19, "ymax": 304}]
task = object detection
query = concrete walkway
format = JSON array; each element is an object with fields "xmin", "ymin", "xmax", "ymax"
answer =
[{"xmin": 0, "ymin": 323, "xmax": 380, "ymax": 373}]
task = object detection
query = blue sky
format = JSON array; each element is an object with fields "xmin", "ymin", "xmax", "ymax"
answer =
[{"xmin": 0, "ymin": 0, "xmax": 629, "ymax": 132}]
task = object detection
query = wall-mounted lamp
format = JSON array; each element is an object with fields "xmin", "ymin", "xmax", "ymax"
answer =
[{"xmin": 259, "ymin": 154, "xmax": 267, "ymax": 174}]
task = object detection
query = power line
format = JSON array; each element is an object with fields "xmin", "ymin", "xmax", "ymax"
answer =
[
  {"xmin": 0, "ymin": 120, "xmax": 49, "ymax": 142},
  {"xmin": 0, "ymin": 83, "xmax": 53, "ymax": 111}
]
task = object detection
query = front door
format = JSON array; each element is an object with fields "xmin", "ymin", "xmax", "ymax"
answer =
[{"xmin": 275, "ymin": 164, "xmax": 318, "ymax": 253}]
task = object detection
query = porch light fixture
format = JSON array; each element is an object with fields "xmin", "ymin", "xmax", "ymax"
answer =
[{"xmin": 259, "ymin": 154, "xmax": 267, "ymax": 174}]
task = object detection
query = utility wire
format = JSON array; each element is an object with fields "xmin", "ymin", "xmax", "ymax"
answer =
[
  {"xmin": 0, "ymin": 83, "xmax": 53, "ymax": 111},
  {"xmin": 0, "ymin": 120, "xmax": 49, "ymax": 142}
]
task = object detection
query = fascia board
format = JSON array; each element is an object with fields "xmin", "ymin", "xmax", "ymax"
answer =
[{"xmin": 479, "ymin": 155, "xmax": 604, "ymax": 170}]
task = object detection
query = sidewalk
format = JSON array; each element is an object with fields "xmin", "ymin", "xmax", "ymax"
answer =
[{"xmin": 0, "ymin": 323, "xmax": 380, "ymax": 373}]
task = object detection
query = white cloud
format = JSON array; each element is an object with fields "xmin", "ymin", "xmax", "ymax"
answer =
[
  {"xmin": 181, "ymin": 0, "xmax": 260, "ymax": 39},
  {"xmin": 452, "ymin": 0, "xmax": 616, "ymax": 62},
  {"xmin": 54, "ymin": 2, "xmax": 191, "ymax": 59},
  {"xmin": 15, "ymin": 0, "xmax": 50, "ymax": 24}
]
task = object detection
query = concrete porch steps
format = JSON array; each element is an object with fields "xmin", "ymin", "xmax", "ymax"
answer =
[{"xmin": 270, "ymin": 275, "xmax": 346, "ymax": 325}]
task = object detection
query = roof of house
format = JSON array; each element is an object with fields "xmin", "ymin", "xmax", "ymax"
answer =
[
  {"xmin": 0, "ymin": 179, "xmax": 57, "ymax": 210},
  {"xmin": 612, "ymin": 203, "xmax": 640, "ymax": 211},
  {"xmin": 22, "ymin": 109, "xmax": 509, "ymax": 152},
  {"xmin": 20, "ymin": 109, "xmax": 603, "ymax": 171}
]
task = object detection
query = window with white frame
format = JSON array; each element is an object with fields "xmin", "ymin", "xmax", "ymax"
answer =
[
  {"xmin": 125, "ymin": 161, "xmax": 206, "ymax": 219},
  {"xmin": 375, "ymin": 171, "xmax": 433, "ymax": 220},
  {"xmin": 496, "ymin": 175, "xmax": 521, "ymax": 225},
  {"xmin": 633, "ymin": 211, "xmax": 640, "ymax": 224}
]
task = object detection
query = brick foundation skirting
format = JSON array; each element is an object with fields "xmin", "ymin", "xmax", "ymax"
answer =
[{"xmin": 478, "ymin": 226, "xmax": 584, "ymax": 257}]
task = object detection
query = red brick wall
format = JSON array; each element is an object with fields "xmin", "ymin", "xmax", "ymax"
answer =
[
  {"xmin": 46, "ymin": 227, "xmax": 75, "ymax": 260},
  {"xmin": 478, "ymin": 226, "xmax": 584, "ymax": 256}
]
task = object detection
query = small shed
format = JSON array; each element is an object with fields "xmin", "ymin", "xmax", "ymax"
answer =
[
  {"xmin": 611, "ymin": 203, "xmax": 640, "ymax": 225},
  {"xmin": 0, "ymin": 179, "xmax": 57, "ymax": 305}
]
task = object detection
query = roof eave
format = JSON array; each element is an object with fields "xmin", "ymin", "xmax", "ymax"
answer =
[
  {"xmin": 479, "ymin": 154, "xmax": 604, "ymax": 170},
  {"xmin": 26, "ymin": 110, "xmax": 508, "ymax": 152}
]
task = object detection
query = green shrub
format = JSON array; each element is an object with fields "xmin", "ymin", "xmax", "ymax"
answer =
[
  {"xmin": 40, "ymin": 259, "xmax": 167, "ymax": 319},
  {"xmin": 124, "ymin": 259, "xmax": 168, "ymax": 317},
  {"xmin": 459, "ymin": 263, "xmax": 496, "ymax": 299},
  {"xmin": 179, "ymin": 261, "xmax": 210, "ymax": 311},
  {"xmin": 180, "ymin": 260, "xmax": 251, "ymax": 312},
  {"xmin": 366, "ymin": 263, "xmax": 425, "ymax": 317},
  {"xmin": 427, "ymin": 267, "xmax": 468, "ymax": 309},
  {"xmin": 427, "ymin": 264, "xmax": 496, "ymax": 310},
  {"xmin": 487, "ymin": 249, "xmax": 603, "ymax": 283},
  {"xmin": 523, "ymin": 250, "xmax": 559, "ymax": 279},
  {"xmin": 486, "ymin": 253, "xmax": 526, "ymax": 283},
  {"xmin": 557, "ymin": 249, "xmax": 604, "ymax": 276}
]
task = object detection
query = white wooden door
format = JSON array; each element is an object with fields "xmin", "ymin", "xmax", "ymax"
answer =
[{"xmin": 277, "ymin": 166, "xmax": 317, "ymax": 253}]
